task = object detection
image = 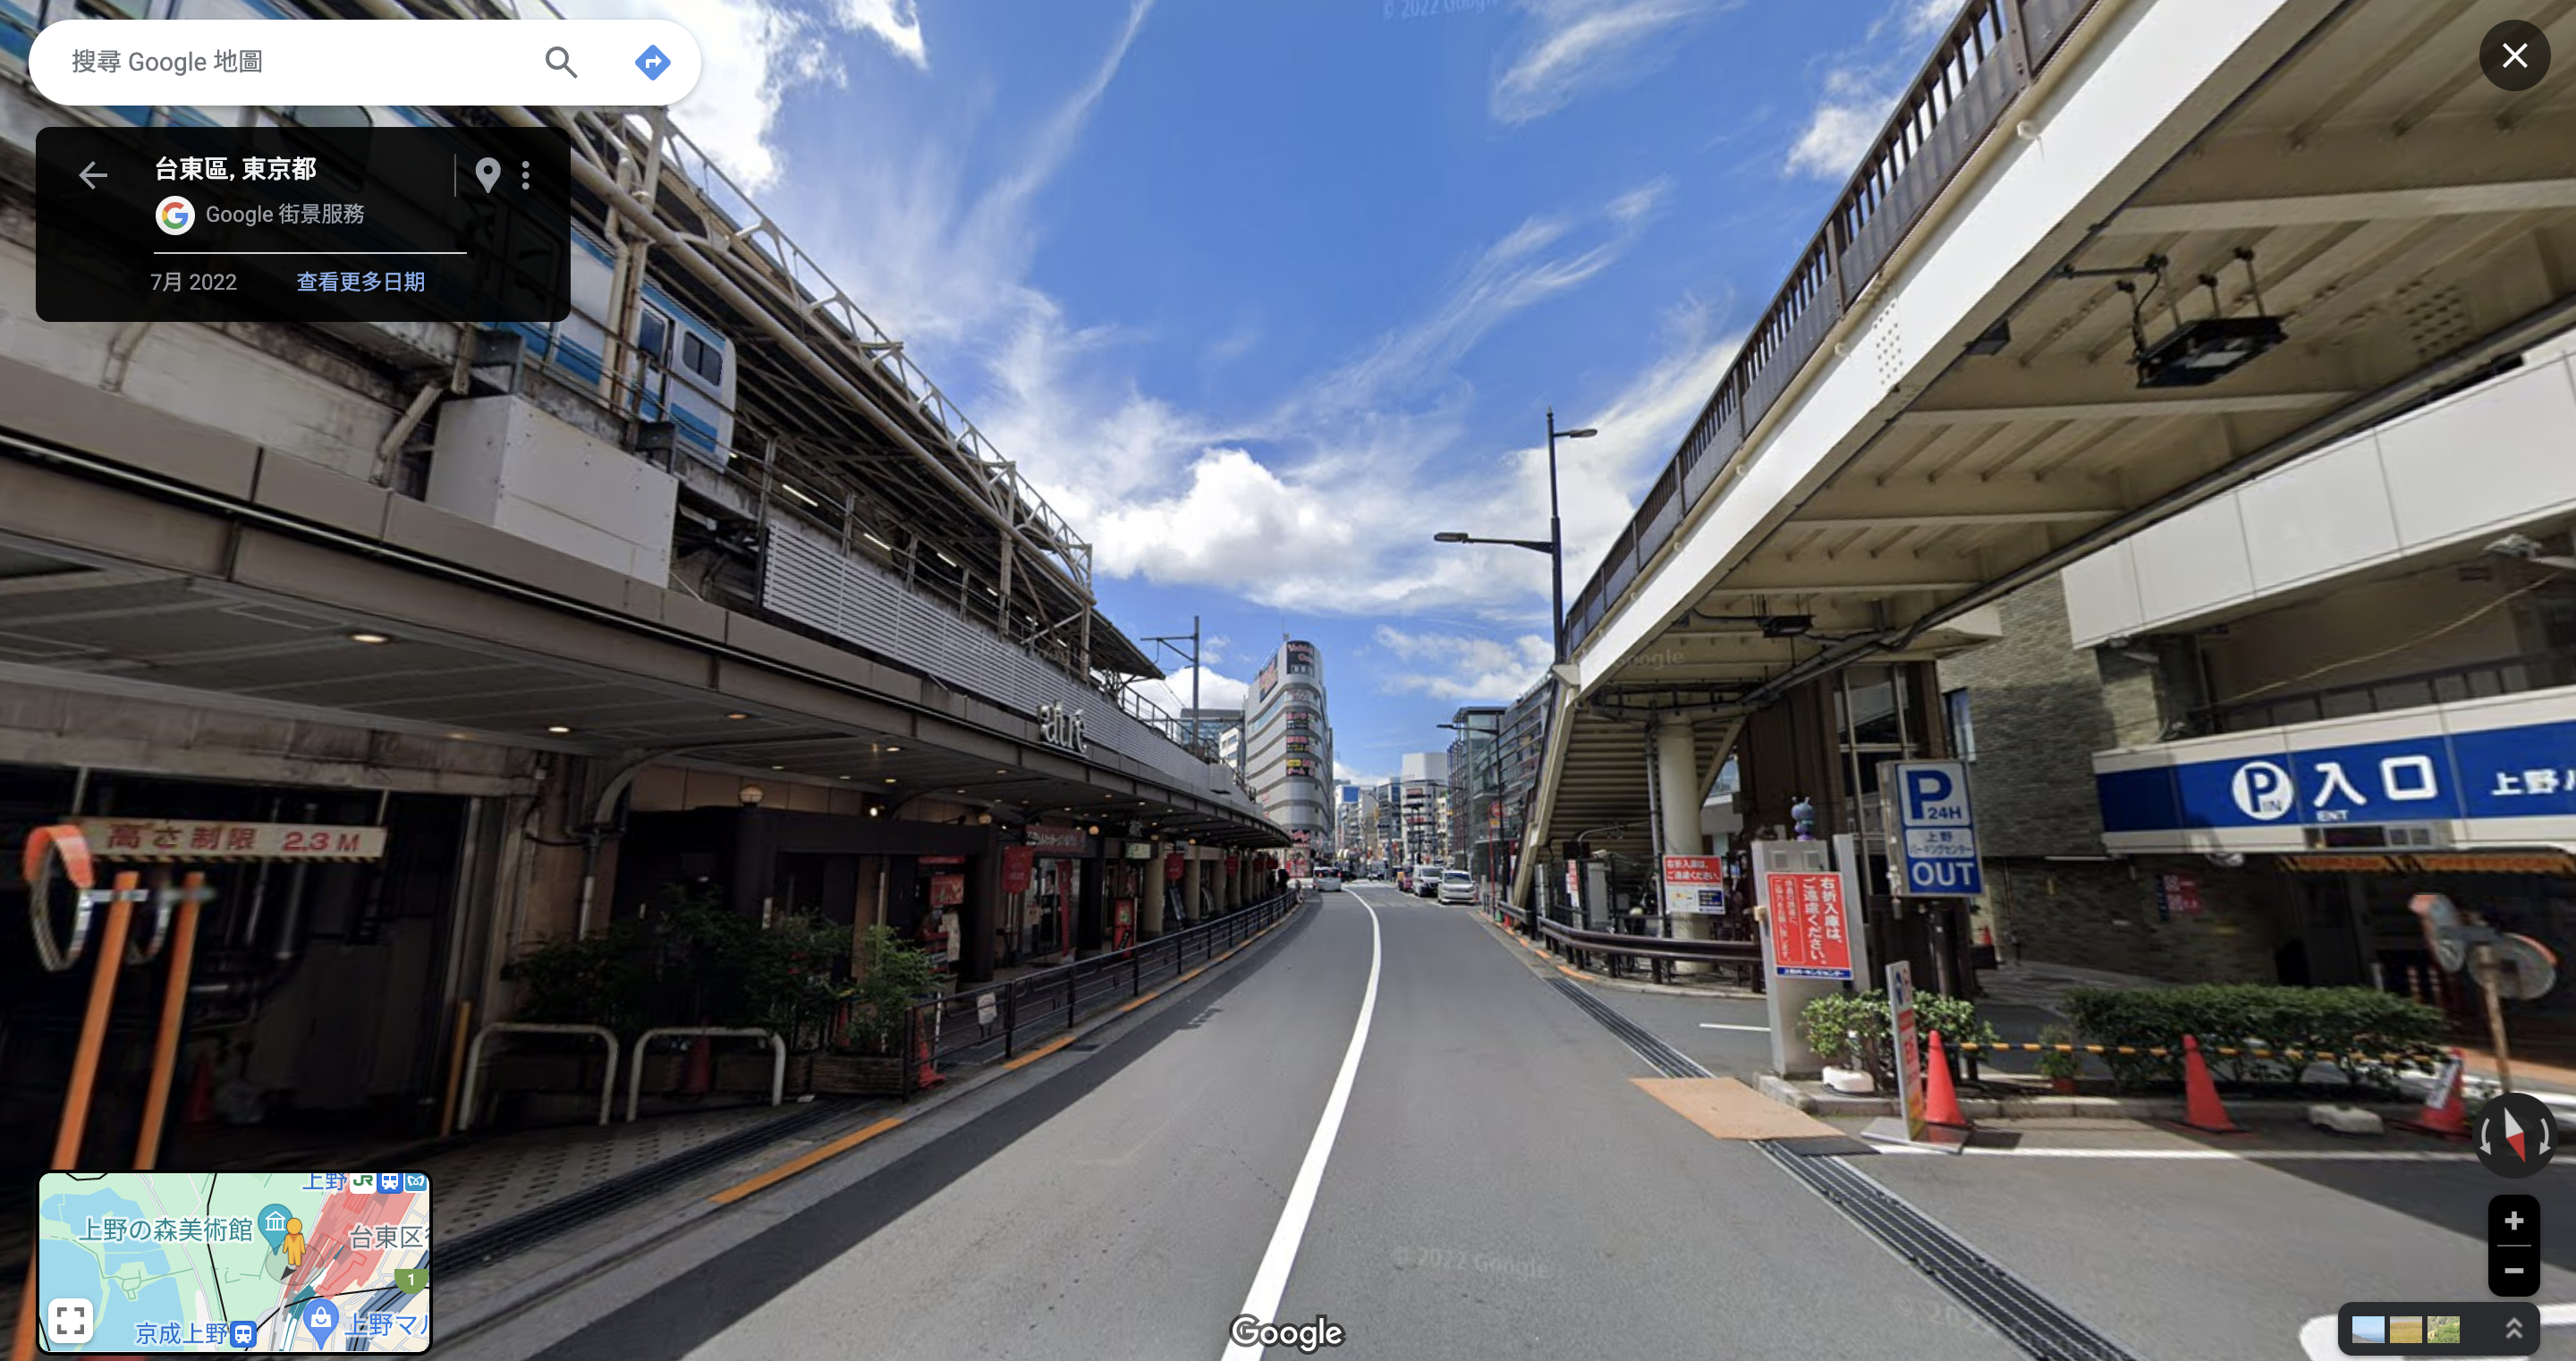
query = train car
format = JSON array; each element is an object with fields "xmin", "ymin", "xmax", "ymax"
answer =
[{"xmin": 502, "ymin": 224, "xmax": 736, "ymax": 470}]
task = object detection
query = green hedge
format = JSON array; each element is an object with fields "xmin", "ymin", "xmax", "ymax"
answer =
[
  {"xmin": 1801, "ymin": 991, "xmax": 2000, "ymax": 1090},
  {"xmin": 2060, "ymin": 985, "xmax": 2444, "ymax": 1093}
]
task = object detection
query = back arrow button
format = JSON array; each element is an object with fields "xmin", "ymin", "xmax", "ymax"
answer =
[{"xmin": 77, "ymin": 162, "xmax": 104, "ymax": 189}]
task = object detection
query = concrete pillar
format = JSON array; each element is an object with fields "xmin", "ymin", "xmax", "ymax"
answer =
[
  {"xmin": 961, "ymin": 831, "xmax": 999, "ymax": 985},
  {"xmin": 1655, "ymin": 718, "xmax": 1715, "ymax": 972},
  {"xmin": 1076, "ymin": 844, "xmax": 1105, "ymax": 955},
  {"xmin": 1182, "ymin": 850, "xmax": 1202, "ymax": 930},
  {"xmin": 1141, "ymin": 844, "xmax": 1168, "ymax": 937}
]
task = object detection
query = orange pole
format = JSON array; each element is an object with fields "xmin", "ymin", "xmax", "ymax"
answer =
[
  {"xmin": 15, "ymin": 871, "xmax": 132, "ymax": 1361},
  {"xmin": 54, "ymin": 871, "xmax": 137, "ymax": 1166},
  {"xmin": 439, "ymin": 997, "xmax": 474, "ymax": 1138},
  {"xmin": 134, "ymin": 873, "xmax": 207, "ymax": 1169}
]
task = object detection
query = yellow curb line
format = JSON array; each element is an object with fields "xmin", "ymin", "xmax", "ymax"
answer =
[
  {"xmin": 1002, "ymin": 1033, "xmax": 1078, "ymax": 1071},
  {"xmin": 697, "ymin": 902, "xmax": 1308, "ymax": 1209},
  {"xmin": 706, "ymin": 1115, "xmax": 905, "ymax": 1205}
]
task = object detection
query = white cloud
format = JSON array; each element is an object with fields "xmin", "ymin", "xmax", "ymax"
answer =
[
  {"xmin": 1784, "ymin": 67, "xmax": 1890, "ymax": 180},
  {"xmin": 1491, "ymin": 0, "xmax": 1724, "ymax": 125},
  {"xmin": 713, "ymin": 2, "xmax": 1726, "ymax": 690},
  {"xmin": 1135, "ymin": 665, "xmax": 1252, "ymax": 717},
  {"xmin": 1373, "ymin": 626, "xmax": 1554, "ymax": 702},
  {"xmin": 838, "ymin": 0, "xmax": 928, "ymax": 68},
  {"xmin": 1786, "ymin": 0, "xmax": 1960, "ymax": 182},
  {"xmin": 1335, "ymin": 763, "xmax": 1392, "ymax": 790},
  {"xmin": 553, "ymin": 0, "xmax": 921, "ymax": 194},
  {"xmin": 1903, "ymin": 0, "xmax": 1959, "ymax": 37}
]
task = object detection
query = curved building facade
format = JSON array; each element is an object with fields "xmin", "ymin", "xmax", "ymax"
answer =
[{"xmin": 1244, "ymin": 639, "xmax": 1335, "ymax": 866}]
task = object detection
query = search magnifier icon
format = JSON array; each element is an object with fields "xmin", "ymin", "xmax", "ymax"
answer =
[{"xmin": 546, "ymin": 46, "xmax": 578, "ymax": 77}]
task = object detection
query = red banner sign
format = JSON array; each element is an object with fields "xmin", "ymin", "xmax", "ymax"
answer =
[
  {"xmin": 929, "ymin": 874, "xmax": 967, "ymax": 908},
  {"xmin": 1165, "ymin": 853, "xmax": 1185, "ymax": 883},
  {"xmin": 1002, "ymin": 846, "xmax": 1035, "ymax": 894},
  {"xmin": 1766, "ymin": 871, "xmax": 1852, "ymax": 979}
]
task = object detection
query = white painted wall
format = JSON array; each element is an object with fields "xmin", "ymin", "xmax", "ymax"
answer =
[
  {"xmin": 426, "ymin": 395, "xmax": 677, "ymax": 582},
  {"xmin": 0, "ymin": 237, "xmax": 399, "ymax": 479},
  {"xmin": 2065, "ymin": 340, "xmax": 2576, "ymax": 647}
]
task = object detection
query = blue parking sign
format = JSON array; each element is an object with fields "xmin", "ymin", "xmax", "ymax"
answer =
[{"xmin": 1885, "ymin": 759, "xmax": 1984, "ymax": 896}]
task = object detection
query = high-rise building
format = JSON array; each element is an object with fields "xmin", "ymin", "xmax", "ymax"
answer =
[
  {"xmin": 1243, "ymin": 639, "xmax": 1334, "ymax": 859},
  {"xmin": 1446, "ymin": 706, "xmax": 1504, "ymax": 883},
  {"xmin": 1396, "ymin": 751, "xmax": 1451, "ymax": 867},
  {"xmin": 1335, "ymin": 782, "xmax": 1367, "ymax": 865}
]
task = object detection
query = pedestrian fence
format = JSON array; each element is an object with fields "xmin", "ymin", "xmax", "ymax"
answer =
[
  {"xmin": 1952, "ymin": 1040, "xmax": 2444, "ymax": 1068},
  {"xmin": 893, "ymin": 889, "xmax": 1308, "ymax": 1098}
]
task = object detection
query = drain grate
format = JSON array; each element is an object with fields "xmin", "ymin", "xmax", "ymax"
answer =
[
  {"xmin": 429, "ymin": 1102, "xmax": 855, "ymax": 1281},
  {"xmin": 1759, "ymin": 1144, "xmax": 2143, "ymax": 1361},
  {"xmin": 1542, "ymin": 973, "xmax": 2136, "ymax": 1360},
  {"xmin": 1546, "ymin": 977, "xmax": 1710, "ymax": 1078}
]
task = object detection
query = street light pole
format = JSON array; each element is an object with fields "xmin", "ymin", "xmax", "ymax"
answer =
[
  {"xmin": 1546, "ymin": 410, "xmax": 1566, "ymax": 665},
  {"xmin": 1432, "ymin": 409, "xmax": 1593, "ymax": 935}
]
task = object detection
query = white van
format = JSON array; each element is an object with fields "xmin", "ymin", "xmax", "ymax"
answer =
[{"xmin": 1438, "ymin": 870, "xmax": 1478, "ymax": 905}]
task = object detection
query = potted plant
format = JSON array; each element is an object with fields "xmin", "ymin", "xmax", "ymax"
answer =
[
  {"xmin": 1801, "ymin": 993, "xmax": 1886, "ymax": 1094},
  {"xmin": 815, "ymin": 926, "xmax": 941, "ymax": 1095},
  {"xmin": 2037, "ymin": 1026, "xmax": 2083, "ymax": 1094}
]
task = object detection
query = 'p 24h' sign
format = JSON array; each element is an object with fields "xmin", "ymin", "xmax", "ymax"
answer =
[{"xmin": 1882, "ymin": 760, "xmax": 1983, "ymax": 897}]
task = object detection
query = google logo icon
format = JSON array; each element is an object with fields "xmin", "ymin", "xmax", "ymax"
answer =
[{"xmin": 155, "ymin": 196, "xmax": 193, "ymax": 235}]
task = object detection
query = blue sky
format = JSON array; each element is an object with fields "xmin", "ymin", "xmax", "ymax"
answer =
[{"xmin": 607, "ymin": 0, "xmax": 1959, "ymax": 786}]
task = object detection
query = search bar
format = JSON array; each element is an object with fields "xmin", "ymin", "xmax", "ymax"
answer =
[{"xmin": 28, "ymin": 19, "xmax": 699, "ymax": 107}]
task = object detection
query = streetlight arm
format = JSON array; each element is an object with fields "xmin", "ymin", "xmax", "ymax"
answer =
[{"xmin": 1432, "ymin": 533, "xmax": 1555, "ymax": 554}]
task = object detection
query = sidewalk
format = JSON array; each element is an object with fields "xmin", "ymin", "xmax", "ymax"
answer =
[{"xmin": 425, "ymin": 1098, "xmax": 873, "ymax": 1240}]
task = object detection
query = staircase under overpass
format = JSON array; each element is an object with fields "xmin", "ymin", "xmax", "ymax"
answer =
[{"xmin": 1521, "ymin": 0, "xmax": 2576, "ymax": 902}]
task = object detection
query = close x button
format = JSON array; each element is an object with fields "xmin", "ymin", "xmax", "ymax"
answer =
[{"xmin": 2493, "ymin": 1194, "xmax": 2541, "ymax": 1298}]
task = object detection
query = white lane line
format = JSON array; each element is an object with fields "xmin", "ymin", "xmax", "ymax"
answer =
[
  {"xmin": 1220, "ymin": 897, "xmax": 1382, "ymax": 1361},
  {"xmin": 1698, "ymin": 1023, "xmax": 1769, "ymax": 1032}
]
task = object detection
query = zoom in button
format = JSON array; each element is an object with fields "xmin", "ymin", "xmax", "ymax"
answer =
[{"xmin": 2493, "ymin": 1194, "xmax": 2541, "ymax": 1298}]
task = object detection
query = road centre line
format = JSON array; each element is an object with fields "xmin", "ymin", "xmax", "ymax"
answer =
[{"xmin": 1220, "ymin": 897, "xmax": 1381, "ymax": 1361}]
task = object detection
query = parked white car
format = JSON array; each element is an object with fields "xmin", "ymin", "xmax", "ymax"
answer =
[{"xmin": 1438, "ymin": 870, "xmax": 1478, "ymax": 905}]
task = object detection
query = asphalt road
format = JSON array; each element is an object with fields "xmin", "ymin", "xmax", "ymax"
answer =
[{"xmin": 482, "ymin": 883, "xmax": 2576, "ymax": 1360}]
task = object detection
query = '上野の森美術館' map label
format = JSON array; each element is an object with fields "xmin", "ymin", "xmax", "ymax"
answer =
[{"xmin": 36, "ymin": 1171, "xmax": 429, "ymax": 1353}]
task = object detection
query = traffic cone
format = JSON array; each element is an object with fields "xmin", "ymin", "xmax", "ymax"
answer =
[
  {"xmin": 182, "ymin": 1052, "xmax": 217, "ymax": 1137},
  {"xmin": 1923, "ymin": 1031, "xmax": 1971, "ymax": 1129},
  {"xmin": 2395, "ymin": 1048, "xmax": 2471, "ymax": 1139},
  {"xmin": 912, "ymin": 1030, "xmax": 945, "ymax": 1090},
  {"xmin": 682, "ymin": 1034, "xmax": 713, "ymax": 1097},
  {"xmin": 2176, "ymin": 1034, "xmax": 2242, "ymax": 1134}
]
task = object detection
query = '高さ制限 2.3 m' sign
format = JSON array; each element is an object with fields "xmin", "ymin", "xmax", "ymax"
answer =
[
  {"xmin": 2090, "ymin": 692, "xmax": 2576, "ymax": 853},
  {"xmin": 1881, "ymin": 759, "xmax": 1984, "ymax": 897}
]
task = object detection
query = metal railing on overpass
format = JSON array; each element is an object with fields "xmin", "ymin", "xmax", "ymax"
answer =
[
  {"xmin": 1561, "ymin": 0, "xmax": 2098, "ymax": 658},
  {"xmin": 894, "ymin": 889, "xmax": 1307, "ymax": 1097}
]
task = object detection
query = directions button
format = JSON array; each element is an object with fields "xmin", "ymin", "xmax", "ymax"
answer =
[
  {"xmin": 2482, "ymin": 20, "xmax": 2551, "ymax": 93},
  {"xmin": 635, "ymin": 44, "xmax": 669, "ymax": 80}
]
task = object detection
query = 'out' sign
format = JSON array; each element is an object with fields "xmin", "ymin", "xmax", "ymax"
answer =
[{"xmin": 1883, "ymin": 759, "xmax": 1983, "ymax": 897}]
